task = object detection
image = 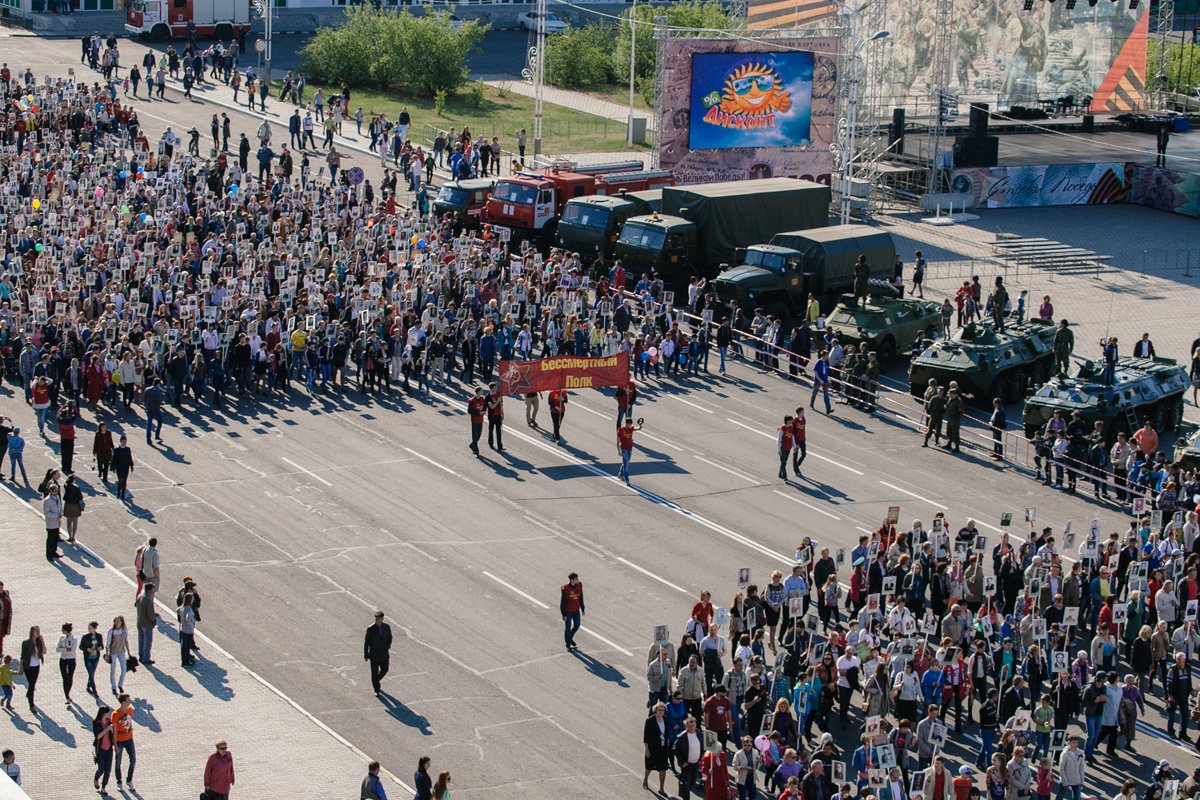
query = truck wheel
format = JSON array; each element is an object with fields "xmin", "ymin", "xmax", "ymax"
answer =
[
  {"xmin": 876, "ymin": 337, "xmax": 896, "ymax": 370},
  {"xmin": 1024, "ymin": 423, "xmax": 1038, "ymax": 440},
  {"xmin": 150, "ymin": 23, "xmax": 170, "ymax": 41},
  {"xmin": 1166, "ymin": 397, "xmax": 1184, "ymax": 432},
  {"xmin": 768, "ymin": 302, "xmax": 790, "ymax": 325},
  {"xmin": 214, "ymin": 23, "xmax": 233, "ymax": 41}
]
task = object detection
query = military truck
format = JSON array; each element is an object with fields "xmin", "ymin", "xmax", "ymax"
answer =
[
  {"xmin": 907, "ymin": 319, "xmax": 1057, "ymax": 403},
  {"xmin": 555, "ymin": 190, "xmax": 661, "ymax": 261},
  {"xmin": 1021, "ymin": 356, "xmax": 1189, "ymax": 440},
  {"xmin": 824, "ymin": 294, "xmax": 944, "ymax": 369},
  {"xmin": 712, "ymin": 225, "xmax": 896, "ymax": 321},
  {"xmin": 432, "ymin": 178, "xmax": 497, "ymax": 231},
  {"xmin": 1173, "ymin": 423, "xmax": 1200, "ymax": 470},
  {"xmin": 613, "ymin": 178, "xmax": 830, "ymax": 288}
]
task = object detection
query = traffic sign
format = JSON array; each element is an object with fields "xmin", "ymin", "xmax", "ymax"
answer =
[
  {"xmin": 254, "ymin": 39, "xmax": 267, "ymax": 53},
  {"xmin": 347, "ymin": 167, "xmax": 365, "ymax": 185}
]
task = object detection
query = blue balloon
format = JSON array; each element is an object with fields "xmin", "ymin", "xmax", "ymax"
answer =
[
  {"xmin": 140, "ymin": 213, "xmax": 148, "ymax": 223},
  {"xmin": 417, "ymin": 239, "xmax": 427, "ymax": 251},
  {"xmin": 679, "ymin": 353, "xmax": 687, "ymax": 365},
  {"xmin": 119, "ymin": 171, "xmax": 127, "ymax": 179},
  {"xmin": 228, "ymin": 184, "xmax": 239, "ymax": 194},
  {"xmin": 640, "ymin": 351, "xmax": 650, "ymax": 362}
]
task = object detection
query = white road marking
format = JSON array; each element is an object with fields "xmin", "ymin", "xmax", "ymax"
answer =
[
  {"xmin": 773, "ymin": 490, "xmax": 843, "ymax": 521},
  {"xmin": 482, "ymin": 571, "xmax": 551, "ymax": 609},
  {"xmin": 616, "ymin": 557, "xmax": 690, "ymax": 594},
  {"xmin": 0, "ymin": 478, "xmax": 417, "ymax": 797},
  {"xmin": 694, "ymin": 455, "xmax": 759, "ymax": 484},
  {"xmin": 726, "ymin": 418, "xmax": 774, "ymax": 439},
  {"xmin": 572, "ymin": 401, "xmax": 610, "ymax": 419},
  {"xmin": 879, "ymin": 480, "xmax": 949, "ymax": 510},
  {"xmin": 639, "ymin": 431, "xmax": 685, "ymax": 452},
  {"xmin": 281, "ymin": 457, "xmax": 334, "ymax": 487},
  {"xmin": 726, "ymin": 418, "xmax": 864, "ymax": 475},
  {"xmin": 403, "ymin": 447, "xmax": 458, "ymax": 476},
  {"xmin": 580, "ymin": 627, "xmax": 634, "ymax": 657},
  {"xmin": 670, "ymin": 395, "xmax": 715, "ymax": 414}
]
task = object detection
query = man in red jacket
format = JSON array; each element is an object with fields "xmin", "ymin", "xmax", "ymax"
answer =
[
  {"xmin": 777, "ymin": 415, "xmax": 794, "ymax": 480},
  {"xmin": 204, "ymin": 740, "xmax": 235, "ymax": 799},
  {"xmin": 616, "ymin": 380, "xmax": 637, "ymax": 427},
  {"xmin": 560, "ymin": 573, "xmax": 584, "ymax": 651},
  {"xmin": 467, "ymin": 387, "xmax": 486, "ymax": 456},
  {"xmin": 548, "ymin": 388, "xmax": 568, "ymax": 445}
]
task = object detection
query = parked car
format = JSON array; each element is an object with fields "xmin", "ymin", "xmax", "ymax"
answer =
[{"xmin": 517, "ymin": 10, "xmax": 568, "ymax": 32}]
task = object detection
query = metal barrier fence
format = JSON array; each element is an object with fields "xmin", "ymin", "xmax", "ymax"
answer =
[{"xmin": 623, "ymin": 293, "xmax": 1168, "ymax": 510}]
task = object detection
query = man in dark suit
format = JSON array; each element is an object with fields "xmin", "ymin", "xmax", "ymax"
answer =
[
  {"xmin": 673, "ymin": 717, "xmax": 702, "ymax": 800},
  {"xmin": 802, "ymin": 759, "xmax": 834, "ymax": 800},
  {"xmin": 363, "ymin": 611, "xmax": 393, "ymax": 696},
  {"xmin": 1133, "ymin": 333, "xmax": 1155, "ymax": 358}
]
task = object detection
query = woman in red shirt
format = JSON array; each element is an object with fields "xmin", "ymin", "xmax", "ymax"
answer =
[{"xmin": 689, "ymin": 592, "xmax": 714, "ymax": 639}]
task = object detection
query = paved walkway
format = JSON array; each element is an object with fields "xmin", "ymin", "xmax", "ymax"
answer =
[
  {"xmin": 484, "ymin": 79, "xmax": 657, "ymax": 133},
  {"xmin": 0, "ymin": 487, "xmax": 410, "ymax": 799}
]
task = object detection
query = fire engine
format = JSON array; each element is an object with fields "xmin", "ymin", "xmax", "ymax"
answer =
[
  {"xmin": 483, "ymin": 160, "xmax": 674, "ymax": 243},
  {"xmin": 126, "ymin": 0, "xmax": 251, "ymax": 41}
]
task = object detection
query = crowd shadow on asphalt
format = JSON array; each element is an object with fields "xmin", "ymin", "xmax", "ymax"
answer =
[
  {"xmin": 379, "ymin": 691, "xmax": 433, "ymax": 735},
  {"xmin": 783, "ymin": 477, "xmax": 852, "ymax": 503},
  {"xmin": 571, "ymin": 649, "xmax": 629, "ymax": 688},
  {"xmin": 131, "ymin": 697, "xmax": 162, "ymax": 733}
]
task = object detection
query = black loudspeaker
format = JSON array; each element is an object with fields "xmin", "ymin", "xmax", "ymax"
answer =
[
  {"xmin": 969, "ymin": 103, "xmax": 990, "ymax": 139},
  {"xmin": 1082, "ymin": 114, "xmax": 1095, "ymax": 133},
  {"xmin": 954, "ymin": 135, "xmax": 999, "ymax": 167},
  {"xmin": 889, "ymin": 108, "xmax": 906, "ymax": 155}
]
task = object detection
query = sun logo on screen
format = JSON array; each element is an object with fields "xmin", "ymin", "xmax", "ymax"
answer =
[{"xmin": 719, "ymin": 63, "xmax": 792, "ymax": 116}]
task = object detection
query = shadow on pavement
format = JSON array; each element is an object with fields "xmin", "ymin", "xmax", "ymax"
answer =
[
  {"xmin": 379, "ymin": 691, "xmax": 433, "ymax": 735},
  {"xmin": 571, "ymin": 649, "xmax": 630, "ymax": 689}
]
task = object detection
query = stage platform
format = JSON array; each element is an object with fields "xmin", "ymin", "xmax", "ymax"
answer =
[{"xmin": 890, "ymin": 113, "xmax": 1200, "ymax": 168}]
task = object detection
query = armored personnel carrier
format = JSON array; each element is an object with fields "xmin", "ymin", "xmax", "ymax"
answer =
[
  {"xmin": 907, "ymin": 319, "xmax": 1057, "ymax": 403},
  {"xmin": 825, "ymin": 294, "xmax": 943, "ymax": 369},
  {"xmin": 1174, "ymin": 423, "xmax": 1200, "ymax": 471},
  {"xmin": 1021, "ymin": 356, "xmax": 1188, "ymax": 440}
]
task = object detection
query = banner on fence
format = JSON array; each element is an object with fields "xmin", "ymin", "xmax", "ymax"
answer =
[{"xmin": 499, "ymin": 353, "xmax": 630, "ymax": 395}]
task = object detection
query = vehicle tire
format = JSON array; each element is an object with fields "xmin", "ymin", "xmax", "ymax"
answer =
[
  {"xmin": 1167, "ymin": 397, "xmax": 1184, "ymax": 432},
  {"xmin": 1024, "ymin": 423, "xmax": 1039, "ymax": 440},
  {"xmin": 877, "ymin": 337, "xmax": 896, "ymax": 370},
  {"xmin": 1031, "ymin": 358, "xmax": 1051, "ymax": 387},
  {"xmin": 1007, "ymin": 369, "xmax": 1026, "ymax": 404},
  {"xmin": 150, "ymin": 23, "xmax": 170, "ymax": 42},
  {"xmin": 908, "ymin": 378, "xmax": 924, "ymax": 399},
  {"xmin": 990, "ymin": 375, "xmax": 1008, "ymax": 404},
  {"xmin": 214, "ymin": 23, "xmax": 232, "ymax": 40},
  {"xmin": 1153, "ymin": 402, "xmax": 1167, "ymax": 433}
]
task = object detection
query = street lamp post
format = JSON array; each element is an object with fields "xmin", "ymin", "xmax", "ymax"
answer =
[
  {"xmin": 839, "ymin": 27, "xmax": 888, "ymax": 225},
  {"xmin": 533, "ymin": 0, "xmax": 546, "ymax": 158},
  {"xmin": 627, "ymin": 0, "xmax": 637, "ymax": 147}
]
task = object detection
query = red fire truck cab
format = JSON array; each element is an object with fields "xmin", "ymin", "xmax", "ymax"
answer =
[
  {"xmin": 126, "ymin": 0, "xmax": 251, "ymax": 42},
  {"xmin": 483, "ymin": 160, "xmax": 674, "ymax": 242}
]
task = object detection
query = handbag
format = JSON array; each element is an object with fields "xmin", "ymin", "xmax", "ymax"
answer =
[{"xmin": 103, "ymin": 653, "xmax": 111, "ymax": 664}]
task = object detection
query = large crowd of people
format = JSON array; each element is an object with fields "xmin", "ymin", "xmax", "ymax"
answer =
[{"xmin": 1, "ymin": 33, "xmax": 1200, "ymax": 800}]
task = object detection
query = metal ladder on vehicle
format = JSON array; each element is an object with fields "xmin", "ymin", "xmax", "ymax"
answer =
[{"xmin": 1122, "ymin": 403, "xmax": 1140, "ymax": 432}]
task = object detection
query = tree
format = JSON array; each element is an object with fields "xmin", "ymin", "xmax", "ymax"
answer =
[
  {"xmin": 546, "ymin": 24, "xmax": 617, "ymax": 88},
  {"xmin": 300, "ymin": 7, "xmax": 489, "ymax": 97},
  {"xmin": 612, "ymin": 0, "xmax": 739, "ymax": 88}
]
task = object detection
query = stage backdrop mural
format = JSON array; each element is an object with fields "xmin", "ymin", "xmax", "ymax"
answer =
[
  {"xmin": 748, "ymin": 0, "xmax": 1147, "ymax": 112},
  {"xmin": 950, "ymin": 163, "xmax": 1131, "ymax": 209},
  {"xmin": 658, "ymin": 37, "xmax": 838, "ymax": 186}
]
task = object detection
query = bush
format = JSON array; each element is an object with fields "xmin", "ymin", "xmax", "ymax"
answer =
[
  {"xmin": 301, "ymin": 7, "xmax": 489, "ymax": 97},
  {"xmin": 545, "ymin": 24, "xmax": 617, "ymax": 89},
  {"xmin": 434, "ymin": 87, "xmax": 448, "ymax": 117},
  {"xmin": 469, "ymin": 79, "xmax": 486, "ymax": 108}
]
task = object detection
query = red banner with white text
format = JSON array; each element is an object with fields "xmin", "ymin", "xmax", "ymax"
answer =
[{"xmin": 499, "ymin": 353, "xmax": 630, "ymax": 395}]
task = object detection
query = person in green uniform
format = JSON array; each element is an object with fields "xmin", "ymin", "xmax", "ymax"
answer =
[
  {"xmin": 1053, "ymin": 319, "xmax": 1074, "ymax": 375},
  {"xmin": 863, "ymin": 352, "xmax": 881, "ymax": 412},
  {"xmin": 991, "ymin": 276, "xmax": 1009, "ymax": 332},
  {"xmin": 851, "ymin": 346, "xmax": 869, "ymax": 410},
  {"xmin": 841, "ymin": 344, "xmax": 859, "ymax": 406},
  {"xmin": 924, "ymin": 385, "xmax": 947, "ymax": 447},
  {"xmin": 853, "ymin": 255, "xmax": 871, "ymax": 308},
  {"xmin": 944, "ymin": 388, "xmax": 964, "ymax": 452}
]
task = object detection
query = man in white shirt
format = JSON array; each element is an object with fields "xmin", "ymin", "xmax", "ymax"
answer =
[
  {"xmin": 836, "ymin": 645, "xmax": 861, "ymax": 724},
  {"xmin": 673, "ymin": 717, "xmax": 702, "ymax": 800}
]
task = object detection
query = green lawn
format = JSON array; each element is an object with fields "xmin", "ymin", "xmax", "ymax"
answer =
[
  {"xmin": 286, "ymin": 81, "xmax": 646, "ymax": 155},
  {"xmin": 575, "ymin": 82, "xmax": 655, "ymax": 114}
]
